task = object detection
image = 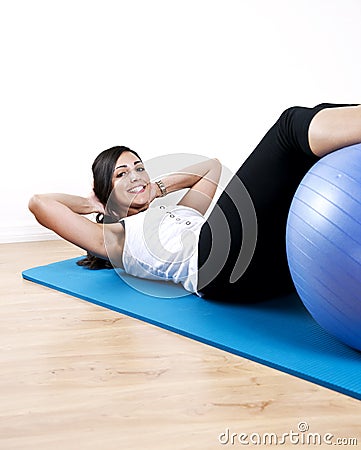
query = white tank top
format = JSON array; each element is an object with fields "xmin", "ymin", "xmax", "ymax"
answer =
[{"xmin": 121, "ymin": 204, "xmax": 205, "ymax": 294}]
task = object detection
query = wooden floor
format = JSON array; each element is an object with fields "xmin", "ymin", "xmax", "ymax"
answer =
[{"xmin": 1, "ymin": 241, "xmax": 360, "ymax": 449}]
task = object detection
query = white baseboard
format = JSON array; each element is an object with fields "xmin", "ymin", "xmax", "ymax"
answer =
[{"xmin": 0, "ymin": 224, "xmax": 61, "ymax": 243}]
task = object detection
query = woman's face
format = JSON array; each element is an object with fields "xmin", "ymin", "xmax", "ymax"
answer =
[{"xmin": 111, "ymin": 151, "xmax": 151, "ymax": 214}]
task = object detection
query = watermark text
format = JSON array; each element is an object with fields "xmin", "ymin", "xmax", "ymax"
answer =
[{"xmin": 218, "ymin": 422, "xmax": 358, "ymax": 446}]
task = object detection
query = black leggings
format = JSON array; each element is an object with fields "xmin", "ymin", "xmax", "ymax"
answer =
[{"xmin": 197, "ymin": 103, "xmax": 356, "ymax": 302}]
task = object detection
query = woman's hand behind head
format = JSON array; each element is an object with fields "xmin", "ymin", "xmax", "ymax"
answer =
[{"xmin": 87, "ymin": 191, "xmax": 106, "ymax": 215}]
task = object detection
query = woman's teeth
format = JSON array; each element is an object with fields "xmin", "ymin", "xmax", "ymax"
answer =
[{"xmin": 128, "ymin": 186, "xmax": 145, "ymax": 194}]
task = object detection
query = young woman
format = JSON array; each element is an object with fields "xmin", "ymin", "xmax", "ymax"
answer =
[{"xmin": 29, "ymin": 103, "xmax": 361, "ymax": 302}]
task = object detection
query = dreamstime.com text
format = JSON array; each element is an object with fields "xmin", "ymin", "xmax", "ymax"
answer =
[{"xmin": 218, "ymin": 422, "xmax": 358, "ymax": 446}]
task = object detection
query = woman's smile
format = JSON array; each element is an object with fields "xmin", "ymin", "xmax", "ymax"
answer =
[{"xmin": 127, "ymin": 184, "xmax": 147, "ymax": 194}]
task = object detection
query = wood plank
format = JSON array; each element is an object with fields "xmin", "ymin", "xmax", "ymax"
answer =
[{"xmin": 0, "ymin": 241, "xmax": 360, "ymax": 449}]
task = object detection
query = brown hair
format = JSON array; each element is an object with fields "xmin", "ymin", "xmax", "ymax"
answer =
[{"xmin": 77, "ymin": 146, "xmax": 141, "ymax": 270}]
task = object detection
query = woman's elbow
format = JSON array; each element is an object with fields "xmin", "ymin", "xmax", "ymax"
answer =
[
  {"xmin": 28, "ymin": 194, "xmax": 44, "ymax": 217},
  {"xmin": 213, "ymin": 157, "xmax": 221, "ymax": 167},
  {"xmin": 211, "ymin": 158, "xmax": 222, "ymax": 176}
]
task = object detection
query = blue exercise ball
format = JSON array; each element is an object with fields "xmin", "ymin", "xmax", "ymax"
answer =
[{"xmin": 286, "ymin": 143, "xmax": 361, "ymax": 352}]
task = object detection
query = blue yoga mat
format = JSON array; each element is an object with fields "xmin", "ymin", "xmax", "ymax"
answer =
[{"xmin": 22, "ymin": 257, "xmax": 361, "ymax": 400}]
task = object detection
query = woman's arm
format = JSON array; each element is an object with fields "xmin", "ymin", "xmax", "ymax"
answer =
[
  {"xmin": 28, "ymin": 194, "xmax": 109, "ymax": 258},
  {"xmin": 155, "ymin": 158, "xmax": 222, "ymax": 215},
  {"xmin": 30, "ymin": 193, "xmax": 105, "ymax": 215}
]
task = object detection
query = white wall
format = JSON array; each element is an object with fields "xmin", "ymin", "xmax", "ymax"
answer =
[{"xmin": 1, "ymin": 0, "xmax": 360, "ymax": 242}]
